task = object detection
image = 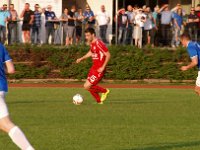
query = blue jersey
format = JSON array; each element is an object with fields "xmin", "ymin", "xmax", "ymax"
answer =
[
  {"xmin": 0, "ymin": 44, "xmax": 11, "ymax": 92},
  {"xmin": 187, "ymin": 41, "xmax": 200, "ymax": 69}
]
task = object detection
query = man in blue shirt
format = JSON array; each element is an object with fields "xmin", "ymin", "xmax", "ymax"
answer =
[
  {"xmin": 0, "ymin": 4, "xmax": 10, "ymax": 44},
  {"xmin": 158, "ymin": 4, "xmax": 172, "ymax": 46},
  {"xmin": 180, "ymin": 33, "xmax": 200, "ymax": 95},
  {"xmin": 43, "ymin": 5, "xmax": 57, "ymax": 44},
  {"xmin": 0, "ymin": 44, "xmax": 34, "ymax": 150},
  {"xmin": 31, "ymin": 4, "xmax": 42, "ymax": 44}
]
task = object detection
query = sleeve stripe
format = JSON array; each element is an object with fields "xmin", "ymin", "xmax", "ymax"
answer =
[
  {"xmin": 190, "ymin": 55, "xmax": 198, "ymax": 59},
  {"xmin": 4, "ymin": 59, "xmax": 12, "ymax": 63}
]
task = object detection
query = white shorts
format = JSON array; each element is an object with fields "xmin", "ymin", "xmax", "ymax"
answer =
[{"xmin": 0, "ymin": 91, "xmax": 9, "ymax": 119}]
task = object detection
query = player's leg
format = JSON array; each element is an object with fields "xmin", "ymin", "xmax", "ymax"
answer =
[
  {"xmin": 195, "ymin": 71, "xmax": 200, "ymax": 95},
  {"xmin": 0, "ymin": 92, "xmax": 34, "ymax": 150},
  {"xmin": 84, "ymin": 80, "xmax": 101, "ymax": 103}
]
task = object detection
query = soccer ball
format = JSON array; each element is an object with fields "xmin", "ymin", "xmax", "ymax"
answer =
[{"xmin": 73, "ymin": 94, "xmax": 83, "ymax": 105}]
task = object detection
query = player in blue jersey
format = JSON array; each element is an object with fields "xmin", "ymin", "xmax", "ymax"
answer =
[
  {"xmin": 0, "ymin": 44, "xmax": 34, "ymax": 150},
  {"xmin": 180, "ymin": 33, "xmax": 200, "ymax": 95}
]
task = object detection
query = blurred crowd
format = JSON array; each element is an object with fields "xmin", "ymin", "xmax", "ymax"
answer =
[
  {"xmin": 0, "ymin": 3, "xmax": 200, "ymax": 48},
  {"xmin": 117, "ymin": 3, "xmax": 200, "ymax": 48}
]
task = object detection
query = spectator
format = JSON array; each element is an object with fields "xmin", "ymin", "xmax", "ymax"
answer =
[
  {"xmin": 75, "ymin": 8, "xmax": 84, "ymax": 44},
  {"xmin": 195, "ymin": 4, "xmax": 200, "ymax": 41},
  {"xmin": 60, "ymin": 8, "xmax": 69, "ymax": 46},
  {"xmin": 20, "ymin": 3, "xmax": 34, "ymax": 43},
  {"xmin": 31, "ymin": 4, "xmax": 42, "ymax": 44},
  {"xmin": 67, "ymin": 5, "xmax": 76, "ymax": 46},
  {"xmin": 151, "ymin": 5, "xmax": 159, "ymax": 47},
  {"xmin": 83, "ymin": 6, "xmax": 95, "ymax": 28},
  {"xmin": 125, "ymin": 5, "xmax": 135, "ymax": 45},
  {"xmin": 187, "ymin": 7, "xmax": 199, "ymax": 41},
  {"xmin": 134, "ymin": 8, "xmax": 146, "ymax": 48},
  {"xmin": 158, "ymin": 4, "xmax": 173, "ymax": 46},
  {"xmin": 0, "ymin": 4, "xmax": 10, "ymax": 44},
  {"xmin": 144, "ymin": 7, "xmax": 153, "ymax": 46},
  {"xmin": 117, "ymin": 8, "xmax": 128, "ymax": 44},
  {"xmin": 171, "ymin": 8, "xmax": 183, "ymax": 47},
  {"xmin": 43, "ymin": 5, "xmax": 57, "ymax": 44},
  {"xmin": 96, "ymin": 5, "xmax": 110, "ymax": 43},
  {"xmin": 7, "ymin": 4, "xmax": 18, "ymax": 45}
]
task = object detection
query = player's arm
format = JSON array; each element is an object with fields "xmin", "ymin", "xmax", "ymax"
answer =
[
  {"xmin": 97, "ymin": 51, "xmax": 111, "ymax": 73},
  {"xmin": 181, "ymin": 56, "xmax": 198, "ymax": 71},
  {"xmin": 5, "ymin": 60, "xmax": 15, "ymax": 74},
  {"xmin": 76, "ymin": 51, "xmax": 92, "ymax": 63}
]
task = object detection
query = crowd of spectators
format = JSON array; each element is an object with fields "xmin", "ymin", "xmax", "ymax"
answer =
[
  {"xmin": 117, "ymin": 3, "xmax": 200, "ymax": 48},
  {"xmin": 0, "ymin": 2, "xmax": 200, "ymax": 48}
]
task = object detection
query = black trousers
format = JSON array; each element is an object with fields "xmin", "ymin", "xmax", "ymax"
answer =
[{"xmin": 161, "ymin": 24, "xmax": 171, "ymax": 46}]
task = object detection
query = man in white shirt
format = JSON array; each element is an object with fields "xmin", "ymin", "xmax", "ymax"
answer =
[
  {"xmin": 134, "ymin": 9, "xmax": 146, "ymax": 48},
  {"xmin": 96, "ymin": 5, "xmax": 110, "ymax": 43}
]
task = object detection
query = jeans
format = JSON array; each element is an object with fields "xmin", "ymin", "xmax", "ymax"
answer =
[
  {"xmin": 171, "ymin": 27, "xmax": 181, "ymax": 47},
  {"xmin": 8, "ymin": 23, "xmax": 18, "ymax": 45},
  {"xmin": 99, "ymin": 25, "xmax": 108, "ymax": 43},
  {"xmin": 118, "ymin": 26, "xmax": 127, "ymax": 44},
  {"xmin": 46, "ymin": 26, "xmax": 55, "ymax": 44},
  {"xmin": 126, "ymin": 24, "xmax": 133, "ymax": 45},
  {"xmin": 188, "ymin": 25, "xmax": 198, "ymax": 41},
  {"xmin": 31, "ymin": 26, "xmax": 41, "ymax": 44},
  {"xmin": 0, "ymin": 25, "xmax": 6, "ymax": 44}
]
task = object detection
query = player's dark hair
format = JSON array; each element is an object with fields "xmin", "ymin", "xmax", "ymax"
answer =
[
  {"xmin": 85, "ymin": 28, "xmax": 96, "ymax": 35},
  {"xmin": 25, "ymin": 3, "xmax": 30, "ymax": 6},
  {"xmin": 10, "ymin": 4, "xmax": 14, "ymax": 6},
  {"xmin": 180, "ymin": 32, "xmax": 191, "ymax": 41}
]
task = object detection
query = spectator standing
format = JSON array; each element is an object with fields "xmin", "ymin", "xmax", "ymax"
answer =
[
  {"xmin": 67, "ymin": 5, "xmax": 76, "ymax": 46},
  {"xmin": 144, "ymin": 7, "xmax": 153, "ymax": 46},
  {"xmin": 0, "ymin": 4, "xmax": 10, "ymax": 44},
  {"xmin": 195, "ymin": 4, "xmax": 200, "ymax": 41},
  {"xmin": 84, "ymin": 6, "xmax": 95, "ymax": 28},
  {"xmin": 187, "ymin": 7, "xmax": 199, "ymax": 41},
  {"xmin": 125, "ymin": 5, "xmax": 135, "ymax": 45},
  {"xmin": 152, "ymin": 5, "xmax": 159, "ymax": 47},
  {"xmin": 60, "ymin": 8, "xmax": 69, "ymax": 46},
  {"xmin": 31, "ymin": 4, "xmax": 42, "ymax": 44},
  {"xmin": 7, "ymin": 4, "xmax": 18, "ymax": 45},
  {"xmin": 134, "ymin": 8, "xmax": 146, "ymax": 48},
  {"xmin": 171, "ymin": 8, "xmax": 183, "ymax": 47},
  {"xmin": 96, "ymin": 5, "xmax": 110, "ymax": 43},
  {"xmin": 75, "ymin": 8, "xmax": 84, "ymax": 44},
  {"xmin": 20, "ymin": 3, "xmax": 34, "ymax": 43},
  {"xmin": 117, "ymin": 8, "xmax": 128, "ymax": 44},
  {"xmin": 158, "ymin": 4, "xmax": 173, "ymax": 46},
  {"xmin": 43, "ymin": 5, "xmax": 57, "ymax": 44}
]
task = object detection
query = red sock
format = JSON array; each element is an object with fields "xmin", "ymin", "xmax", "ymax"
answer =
[
  {"xmin": 91, "ymin": 85, "xmax": 107, "ymax": 93},
  {"xmin": 89, "ymin": 89, "xmax": 101, "ymax": 103}
]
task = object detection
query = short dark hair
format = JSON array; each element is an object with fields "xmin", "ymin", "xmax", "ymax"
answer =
[
  {"xmin": 25, "ymin": 3, "xmax": 30, "ymax": 6},
  {"xmin": 85, "ymin": 28, "xmax": 96, "ymax": 35},
  {"xmin": 180, "ymin": 32, "xmax": 191, "ymax": 40},
  {"xmin": 10, "ymin": 4, "xmax": 14, "ymax": 6}
]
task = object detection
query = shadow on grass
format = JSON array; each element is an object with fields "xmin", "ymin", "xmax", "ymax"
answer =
[{"xmin": 124, "ymin": 141, "xmax": 200, "ymax": 150}]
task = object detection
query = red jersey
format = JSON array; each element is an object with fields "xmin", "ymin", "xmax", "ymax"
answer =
[
  {"xmin": 197, "ymin": 11, "xmax": 200, "ymax": 28},
  {"xmin": 90, "ymin": 39, "xmax": 108, "ymax": 70}
]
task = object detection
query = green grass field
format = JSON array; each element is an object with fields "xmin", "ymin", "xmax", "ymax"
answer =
[{"xmin": 0, "ymin": 87, "xmax": 200, "ymax": 150}]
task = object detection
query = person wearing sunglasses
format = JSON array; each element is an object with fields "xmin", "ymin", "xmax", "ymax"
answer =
[{"xmin": 187, "ymin": 7, "xmax": 199, "ymax": 41}]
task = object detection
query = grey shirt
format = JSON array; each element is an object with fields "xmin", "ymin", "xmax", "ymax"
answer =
[{"xmin": 161, "ymin": 11, "xmax": 172, "ymax": 25}]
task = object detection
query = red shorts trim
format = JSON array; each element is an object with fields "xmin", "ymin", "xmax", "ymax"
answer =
[{"xmin": 87, "ymin": 69, "xmax": 104, "ymax": 85}]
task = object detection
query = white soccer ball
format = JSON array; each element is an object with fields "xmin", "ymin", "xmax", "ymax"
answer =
[{"xmin": 73, "ymin": 94, "xmax": 83, "ymax": 105}]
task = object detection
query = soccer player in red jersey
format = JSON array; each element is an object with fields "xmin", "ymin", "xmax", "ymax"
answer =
[{"xmin": 76, "ymin": 28, "xmax": 111, "ymax": 104}]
